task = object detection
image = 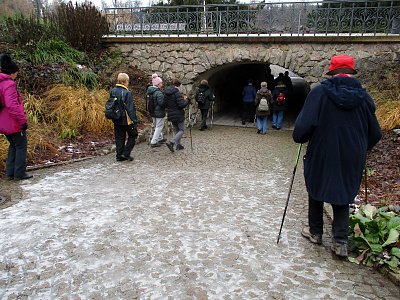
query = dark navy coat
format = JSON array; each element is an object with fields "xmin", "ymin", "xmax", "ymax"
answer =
[
  {"xmin": 164, "ymin": 85, "xmax": 189, "ymax": 123},
  {"xmin": 293, "ymin": 76, "xmax": 381, "ymax": 205},
  {"xmin": 110, "ymin": 84, "xmax": 137, "ymax": 126},
  {"xmin": 147, "ymin": 85, "xmax": 165, "ymax": 118}
]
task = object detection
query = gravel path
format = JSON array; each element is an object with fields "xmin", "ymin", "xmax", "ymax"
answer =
[{"xmin": 1, "ymin": 126, "xmax": 399, "ymax": 299}]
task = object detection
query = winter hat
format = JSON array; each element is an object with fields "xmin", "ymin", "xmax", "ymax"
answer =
[
  {"xmin": 326, "ymin": 55, "xmax": 357, "ymax": 75},
  {"xmin": 152, "ymin": 73, "xmax": 162, "ymax": 86},
  {"xmin": 0, "ymin": 54, "xmax": 19, "ymax": 75},
  {"xmin": 261, "ymin": 81, "xmax": 268, "ymax": 88}
]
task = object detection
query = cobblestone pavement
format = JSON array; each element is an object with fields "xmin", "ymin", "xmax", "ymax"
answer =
[{"xmin": 1, "ymin": 126, "xmax": 399, "ymax": 299}]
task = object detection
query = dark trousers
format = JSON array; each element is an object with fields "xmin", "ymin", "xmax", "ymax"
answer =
[
  {"xmin": 114, "ymin": 124, "xmax": 137, "ymax": 159},
  {"xmin": 308, "ymin": 196, "xmax": 349, "ymax": 244},
  {"xmin": 242, "ymin": 102, "xmax": 254, "ymax": 123},
  {"xmin": 200, "ymin": 109, "xmax": 208, "ymax": 129},
  {"xmin": 6, "ymin": 131, "xmax": 28, "ymax": 178}
]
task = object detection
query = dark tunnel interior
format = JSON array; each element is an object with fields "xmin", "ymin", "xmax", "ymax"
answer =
[{"xmin": 203, "ymin": 62, "xmax": 311, "ymax": 121}]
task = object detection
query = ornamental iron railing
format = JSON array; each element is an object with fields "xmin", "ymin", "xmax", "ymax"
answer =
[{"xmin": 104, "ymin": 1, "xmax": 400, "ymax": 37}]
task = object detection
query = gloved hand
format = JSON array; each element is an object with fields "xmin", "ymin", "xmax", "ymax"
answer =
[{"xmin": 21, "ymin": 123, "xmax": 28, "ymax": 131}]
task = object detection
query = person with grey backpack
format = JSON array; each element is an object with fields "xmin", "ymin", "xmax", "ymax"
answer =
[{"xmin": 255, "ymin": 81, "xmax": 272, "ymax": 135}]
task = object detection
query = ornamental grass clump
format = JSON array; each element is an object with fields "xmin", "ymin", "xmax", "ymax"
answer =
[
  {"xmin": 348, "ymin": 204, "xmax": 400, "ymax": 273},
  {"xmin": 44, "ymin": 85, "xmax": 112, "ymax": 139}
]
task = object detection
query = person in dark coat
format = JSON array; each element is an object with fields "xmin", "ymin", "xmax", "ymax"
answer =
[
  {"xmin": 293, "ymin": 55, "xmax": 382, "ymax": 257},
  {"xmin": 255, "ymin": 81, "xmax": 272, "ymax": 135},
  {"xmin": 0, "ymin": 54, "xmax": 32, "ymax": 180},
  {"xmin": 109, "ymin": 73, "xmax": 138, "ymax": 161},
  {"xmin": 196, "ymin": 79, "xmax": 214, "ymax": 131},
  {"xmin": 266, "ymin": 66, "xmax": 275, "ymax": 91},
  {"xmin": 165, "ymin": 79, "xmax": 190, "ymax": 152},
  {"xmin": 147, "ymin": 73, "xmax": 166, "ymax": 147},
  {"xmin": 241, "ymin": 78, "xmax": 257, "ymax": 125},
  {"xmin": 271, "ymin": 81, "xmax": 289, "ymax": 129}
]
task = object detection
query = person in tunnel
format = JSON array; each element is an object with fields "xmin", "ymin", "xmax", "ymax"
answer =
[
  {"xmin": 293, "ymin": 55, "xmax": 382, "ymax": 258},
  {"xmin": 241, "ymin": 78, "xmax": 257, "ymax": 125},
  {"xmin": 196, "ymin": 79, "xmax": 214, "ymax": 131},
  {"xmin": 271, "ymin": 80, "xmax": 289, "ymax": 130},
  {"xmin": 255, "ymin": 81, "xmax": 272, "ymax": 135}
]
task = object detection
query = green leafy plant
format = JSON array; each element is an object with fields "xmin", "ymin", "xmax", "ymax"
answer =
[
  {"xmin": 348, "ymin": 204, "xmax": 400, "ymax": 273},
  {"xmin": 61, "ymin": 65, "xmax": 98, "ymax": 90}
]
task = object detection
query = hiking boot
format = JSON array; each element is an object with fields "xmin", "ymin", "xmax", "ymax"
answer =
[
  {"xmin": 176, "ymin": 144, "xmax": 184, "ymax": 150},
  {"xmin": 166, "ymin": 141, "xmax": 175, "ymax": 152},
  {"xmin": 121, "ymin": 155, "xmax": 133, "ymax": 161},
  {"xmin": 150, "ymin": 142, "xmax": 161, "ymax": 148},
  {"xmin": 301, "ymin": 227, "xmax": 322, "ymax": 245},
  {"xmin": 331, "ymin": 242, "xmax": 348, "ymax": 257},
  {"xmin": 116, "ymin": 156, "xmax": 127, "ymax": 161},
  {"xmin": 257, "ymin": 129, "xmax": 261, "ymax": 134},
  {"xmin": 14, "ymin": 173, "xmax": 33, "ymax": 180},
  {"xmin": 158, "ymin": 138, "xmax": 167, "ymax": 144},
  {"xmin": 242, "ymin": 121, "xmax": 245, "ymax": 125}
]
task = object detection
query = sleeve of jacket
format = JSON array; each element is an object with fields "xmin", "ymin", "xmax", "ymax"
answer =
[
  {"xmin": 156, "ymin": 90, "xmax": 165, "ymax": 108},
  {"xmin": 366, "ymin": 97, "xmax": 382, "ymax": 150},
  {"xmin": 4, "ymin": 82, "xmax": 27, "ymax": 126},
  {"xmin": 255, "ymin": 91, "xmax": 261, "ymax": 106},
  {"xmin": 176, "ymin": 91, "xmax": 187, "ymax": 108},
  {"xmin": 125, "ymin": 91, "xmax": 138, "ymax": 125},
  {"xmin": 292, "ymin": 87, "xmax": 323, "ymax": 143}
]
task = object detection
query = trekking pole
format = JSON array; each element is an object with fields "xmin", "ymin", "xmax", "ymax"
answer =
[
  {"xmin": 210, "ymin": 102, "xmax": 214, "ymax": 129},
  {"xmin": 187, "ymin": 104, "xmax": 194, "ymax": 151},
  {"xmin": 364, "ymin": 165, "xmax": 368, "ymax": 204},
  {"xmin": 277, "ymin": 143, "xmax": 303, "ymax": 244}
]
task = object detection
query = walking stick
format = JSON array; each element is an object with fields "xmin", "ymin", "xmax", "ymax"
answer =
[
  {"xmin": 277, "ymin": 143, "xmax": 303, "ymax": 244},
  {"xmin": 364, "ymin": 166, "xmax": 368, "ymax": 204}
]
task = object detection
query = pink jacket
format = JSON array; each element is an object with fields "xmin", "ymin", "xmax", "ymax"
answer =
[{"xmin": 0, "ymin": 73, "xmax": 27, "ymax": 135}]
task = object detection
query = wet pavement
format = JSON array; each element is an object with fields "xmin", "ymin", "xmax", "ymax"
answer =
[{"xmin": 1, "ymin": 126, "xmax": 399, "ymax": 299}]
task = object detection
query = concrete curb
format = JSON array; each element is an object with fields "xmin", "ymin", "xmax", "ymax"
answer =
[{"xmin": 324, "ymin": 204, "xmax": 400, "ymax": 286}]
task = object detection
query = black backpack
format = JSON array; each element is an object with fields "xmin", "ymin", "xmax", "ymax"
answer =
[
  {"xmin": 196, "ymin": 90, "xmax": 206, "ymax": 105},
  {"xmin": 146, "ymin": 93, "xmax": 155, "ymax": 114},
  {"xmin": 105, "ymin": 93, "xmax": 122, "ymax": 120}
]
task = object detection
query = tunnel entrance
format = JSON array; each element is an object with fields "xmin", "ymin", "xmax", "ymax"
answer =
[{"xmin": 200, "ymin": 62, "xmax": 310, "ymax": 129}]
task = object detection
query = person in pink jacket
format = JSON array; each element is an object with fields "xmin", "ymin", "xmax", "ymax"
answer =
[{"xmin": 0, "ymin": 54, "xmax": 32, "ymax": 180}]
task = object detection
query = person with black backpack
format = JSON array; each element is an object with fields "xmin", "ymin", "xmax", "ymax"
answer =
[
  {"xmin": 196, "ymin": 79, "xmax": 214, "ymax": 131},
  {"xmin": 109, "ymin": 73, "xmax": 138, "ymax": 161},
  {"xmin": 271, "ymin": 80, "xmax": 289, "ymax": 130},
  {"xmin": 147, "ymin": 73, "xmax": 166, "ymax": 147},
  {"xmin": 164, "ymin": 79, "xmax": 190, "ymax": 152}
]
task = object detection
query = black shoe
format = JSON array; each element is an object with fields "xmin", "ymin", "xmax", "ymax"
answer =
[
  {"xmin": 166, "ymin": 141, "xmax": 175, "ymax": 152},
  {"xmin": 242, "ymin": 121, "xmax": 245, "ymax": 125},
  {"xmin": 199, "ymin": 128, "xmax": 205, "ymax": 131},
  {"xmin": 158, "ymin": 138, "xmax": 167, "ymax": 144},
  {"xmin": 204, "ymin": 125, "xmax": 208, "ymax": 129},
  {"xmin": 6, "ymin": 176, "xmax": 14, "ymax": 180},
  {"xmin": 176, "ymin": 144, "xmax": 184, "ymax": 150},
  {"xmin": 150, "ymin": 142, "xmax": 161, "ymax": 148},
  {"xmin": 257, "ymin": 129, "xmax": 261, "ymax": 134},
  {"xmin": 276, "ymin": 127, "xmax": 281, "ymax": 130},
  {"xmin": 116, "ymin": 156, "xmax": 127, "ymax": 161},
  {"xmin": 121, "ymin": 155, "xmax": 133, "ymax": 161},
  {"xmin": 272, "ymin": 125, "xmax": 277, "ymax": 129},
  {"xmin": 14, "ymin": 173, "xmax": 33, "ymax": 180}
]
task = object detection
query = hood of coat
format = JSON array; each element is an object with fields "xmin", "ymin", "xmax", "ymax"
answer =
[
  {"xmin": 164, "ymin": 85, "xmax": 178, "ymax": 96},
  {"xmin": 322, "ymin": 76, "xmax": 367, "ymax": 110},
  {"xmin": 0, "ymin": 72, "xmax": 12, "ymax": 83},
  {"xmin": 147, "ymin": 85, "xmax": 160, "ymax": 95},
  {"xmin": 198, "ymin": 84, "xmax": 209, "ymax": 93}
]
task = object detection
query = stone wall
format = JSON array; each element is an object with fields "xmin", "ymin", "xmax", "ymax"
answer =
[{"xmin": 108, "ymin": 42, "xmax": 400, "ymax": 94}]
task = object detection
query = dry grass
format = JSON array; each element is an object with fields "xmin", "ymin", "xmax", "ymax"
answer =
[
  {"xmin": 364, "ymin": 67, "xmax": 400, "ymax": 130},
  {"xmin": 44, "ymin": 85, "xmax": 113, "ymax": 138}
]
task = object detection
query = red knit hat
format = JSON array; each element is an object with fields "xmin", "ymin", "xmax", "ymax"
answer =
[{"xmin": 326, "ymin": 55, "xmax": 357, "ymax": 75}]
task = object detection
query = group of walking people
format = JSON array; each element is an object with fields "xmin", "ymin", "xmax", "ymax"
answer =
[
  {"xmin": 0, "ymin": 52, "xmax": 383, "ymax": 261},
  {"xmin": 242, "ymin": 70, "xmax": 292, "ymax": 134}
]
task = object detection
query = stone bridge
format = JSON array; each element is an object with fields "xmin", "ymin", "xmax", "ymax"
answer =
[{"xmin": 102, "ymin": 35, "xmax": 400, "ymax": 116}]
